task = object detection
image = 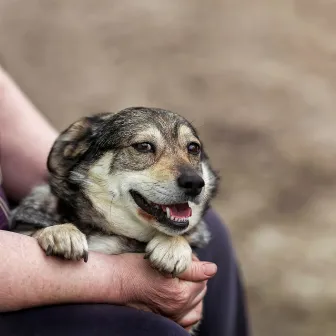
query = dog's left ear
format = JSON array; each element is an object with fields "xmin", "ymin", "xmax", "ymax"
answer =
[{"xmin": 47, "ymin": 117, "xmax": 93, "ymax": 178}]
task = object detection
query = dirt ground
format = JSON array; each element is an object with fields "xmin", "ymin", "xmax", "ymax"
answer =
[{"xmin": 1, "ymin": 1, "xmax": 336, "ymax": 335}]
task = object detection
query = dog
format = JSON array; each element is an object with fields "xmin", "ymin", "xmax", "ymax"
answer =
[{"xmin": 10, "ymin": 107, "xmax": 219, "ymax": 333}]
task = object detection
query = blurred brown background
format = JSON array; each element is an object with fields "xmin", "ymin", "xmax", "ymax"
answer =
[{"xmin": 1, "ymin": 1, "xmax": 336, "ymax": 335}]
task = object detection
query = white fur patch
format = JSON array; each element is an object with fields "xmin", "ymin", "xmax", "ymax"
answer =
[
  {"xmin": 86, "ymin": 153, "xmax": 156, "ymax": 241},
  {"xmin": 178, "ymin": 124, "xmax": 199, "ymax": 146},
  {"xmin": 132, "ymin": 128, "xmax": 164, "ymax": 145},
  {"xmin": 88, "ymin": 235, "xmax": 127, "ymax": 254}
]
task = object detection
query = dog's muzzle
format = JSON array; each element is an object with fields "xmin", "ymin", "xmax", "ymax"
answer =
[{"xmin": 130, "ymin": 190, "xmax": 193, "ymax": 231}]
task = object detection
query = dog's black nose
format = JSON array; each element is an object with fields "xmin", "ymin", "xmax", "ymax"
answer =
[{"xmin": 177, "ymin": 171, "xmax": 205, "ymax": 197}]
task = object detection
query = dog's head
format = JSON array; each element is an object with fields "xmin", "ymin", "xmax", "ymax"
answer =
[{"xmin": 48, "ymin": 107, "xmax": 218, "ymax": 238}]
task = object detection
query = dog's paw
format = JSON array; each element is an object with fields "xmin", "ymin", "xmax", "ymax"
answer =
[
  {"xmin": 145, "ymin": 235, "xmax": 192, "ymax": 276},
  {"xmin": 33, "ymin": 224, "xmax": 89, "ymax": 262}
]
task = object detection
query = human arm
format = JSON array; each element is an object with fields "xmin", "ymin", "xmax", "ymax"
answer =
[
  {"xmin": 0, "ymin": 65, "xmax": 58, "ymax": 201},
  {"xmin": 0, "ymin": 229, "xmax": 215, "ymax": 328},
  {"xmin": 0, "ymin": 230, "xmax": 126, "ymax": 310}
]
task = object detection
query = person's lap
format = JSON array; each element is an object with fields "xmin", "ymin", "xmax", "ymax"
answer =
[
  {"xmin": 0, "ymin": 304, "xmax": 190, "ymax": 336},
  {"xmin": 0, "ymin": 209, "xmax": 249, "ymax": 336}
]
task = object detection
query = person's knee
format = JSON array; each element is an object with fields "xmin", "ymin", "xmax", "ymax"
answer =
[
  {"xmin": 88, "ymin": 305, "xmax": 189, "ymax": 336},
  {"xmin": 85, "ymin": 305, "xmax": 189, "ymax": 336},
  {"xmin": 0, "ymin": 305, "xmax": 190, "ymax": 336},
  {"xmin": 146, "ymin": 315, "xmax": 189, "ymax": 336}
]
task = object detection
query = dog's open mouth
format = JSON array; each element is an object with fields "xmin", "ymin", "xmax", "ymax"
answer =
[{"xmin": 130, "ymin": 190, "xmax": 192, "ymax": 229}]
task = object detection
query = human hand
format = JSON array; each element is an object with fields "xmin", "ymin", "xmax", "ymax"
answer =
[{"xmin": 118, "ymin": 253, "xmax": 217, "ymax": 328}]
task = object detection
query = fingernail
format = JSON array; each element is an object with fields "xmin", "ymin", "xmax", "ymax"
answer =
[{"xmin": 203, "ymin": 263, "xmax": 217, "ymax": 276}]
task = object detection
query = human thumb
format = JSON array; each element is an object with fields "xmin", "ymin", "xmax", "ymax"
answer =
[{"xmin": 177, "ymin": 261, "xmax": 217, "ymax": 282}]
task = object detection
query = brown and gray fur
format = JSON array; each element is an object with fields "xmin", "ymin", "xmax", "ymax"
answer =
[{"xmin": 10, "ymin": 107, "xmax": 219, "ymax": 333}]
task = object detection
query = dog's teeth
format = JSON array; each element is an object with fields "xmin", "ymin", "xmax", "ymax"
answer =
[
  {"xmin": 166, "ymin": 208, "xmax": 171, "ymax": 219},
  {"xmin": 171, "ymin": 217, "xmax": 188, "ymax": 223}
]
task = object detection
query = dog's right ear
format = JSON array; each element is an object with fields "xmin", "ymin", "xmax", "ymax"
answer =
[{"xmin": 47, "ymin": 117, "xmax": 93, "ymax": 177}]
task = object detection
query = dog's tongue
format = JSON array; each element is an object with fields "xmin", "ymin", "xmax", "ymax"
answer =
[{"xmin": 162, "ymin": 203, "xmax": 192, "ymax": 218}]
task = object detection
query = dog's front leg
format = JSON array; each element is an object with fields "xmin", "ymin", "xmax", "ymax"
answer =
[{"xmin": 145, "ymin": 235, "xmax": 192, "ymax": 277}]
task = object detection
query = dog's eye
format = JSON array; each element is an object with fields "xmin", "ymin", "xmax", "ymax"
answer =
[
  {"xmin": 187, "ymin": 142, "xmax": 201, "ymax": 155},
  {"xmin": 132, "ymin": 142, "xmax": 155, "ymax": 153}
]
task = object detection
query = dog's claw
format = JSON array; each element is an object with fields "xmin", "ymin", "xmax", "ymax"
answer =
[
  {"xmin": 172, "ymin": 261, "xmax": 180, "ymax": 278},
  {"xmin": 83, "ymin": 250, "xmax": 88, "ymax": 263},
  {"xmin": 143, "ymin": 253, "xmax": 150, "ymax": 260},
  {"xmin": 46, "ymin": 245, "xmax": 53, "ymax": 256}
]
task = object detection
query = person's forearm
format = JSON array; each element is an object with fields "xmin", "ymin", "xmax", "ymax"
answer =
[
  {"xmin": 0, "ymin": 231, "xmax": 126, "ymax": 312},
  {"xmin": 0, "ymin": 66, "xmax": 58, "ymax": 201}
]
